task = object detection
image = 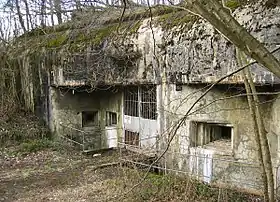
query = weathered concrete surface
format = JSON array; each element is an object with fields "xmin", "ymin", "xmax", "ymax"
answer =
[
  {"xmin": 47, "ymin": 2, "xmax": 280, "ymax": 87},
  {"xmin": 162, "ymin": 4, "xmax": 280, "ymax": 84},
  {"xmin": 159, "ymin": 83, "xmax": 277, "ymax": 193},
  {"xmin": 50, "ymin": 87, "xmax": 123, "ymax": 150}
]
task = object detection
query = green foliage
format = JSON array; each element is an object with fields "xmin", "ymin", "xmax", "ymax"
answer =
[
  {"xmin": 104, "ymin": 5, "xmax": 177, "ymax": 25},
  {"xmin": 18, "ymin": 138, "xmax": 53, "ymax": 153},
  {"xmin": 147, "ymin": 173, "xmax": 171, "ymax": 187},
  {"xmin": 90, "ymin": 25, "xmax": 118, "ymax": 45},
  {"xmin": 127, "ymin": 21, "xmax": 142, "ymax": 34},
  {"xmin": 225, "ymin": 0, "xmax": 242, "ymax": 10},
  {"xmin": 195, "ymin": 181, "xmax": 213, "ymax": 198},
  {"xmin": 20, "ymin": 27, "xmax": 46, "ymax": 38},
  {"xmin": 156, "ymin": 11, "xmax": 199, "ymax": 30},
  {"xmin": 12, "ymin": 5, "xmax": 182, "ymax": 51},
  {"xmin": 46, "ymin": 32, "xmax": 68, "ymax": 48}
]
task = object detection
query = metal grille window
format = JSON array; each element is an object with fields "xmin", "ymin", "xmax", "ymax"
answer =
[
  {"xmin": 106, "ymin": 111, "xmax": 117, "ymax": 126},
  {"xmin": 124, "ymin": 86, "xmax": 139, "ymax": 117},
  {"xmin": 124, "ymin": 85, "xmax": 157, "ymax": 120},
  {"xmin": 141, "ymin": 86, "xmax": 157, "ymax": 120}
]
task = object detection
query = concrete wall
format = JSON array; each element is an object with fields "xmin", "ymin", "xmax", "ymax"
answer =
[
  {"xmin": 48, "ymin": 81, "xmax": 280, "ymax": 193},
  {"xmin": 160, "ymin": 83, "xmax": 278, "ymax": 194},
  {"xmin": 48, "ymin": 4, "xmax": 280, "ymax": 87},
  {"xmin": 50, "ymin": 87, "xmax": 123, "ymax": 151},
  {"xmin": 270, "ymin": 94, "xmax": 280, "ymax": 193}
]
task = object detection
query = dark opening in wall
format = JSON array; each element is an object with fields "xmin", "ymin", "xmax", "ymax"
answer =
[
  {"xmin": 190, "ymin": 122, "xmax": 232, "ymax": 148},
  {"xmin": 82, "ymin": 111, "xmax": 98, "ymax": 127},
  {"xmin": 125, "ymin": 130, "xmax": 140, "ymax": 146},
  {"xmin": 106, "ymin": 111, "xmax": 117, "ymax": 126},
  {"xmin": 176, "ymin": 84, "xmax": 183, "ymax": 91}
]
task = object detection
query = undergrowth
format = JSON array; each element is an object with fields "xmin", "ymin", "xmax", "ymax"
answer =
[
  {"xmin": 0, "ymin": 111, "xmax": 50, "ymax": 146},
  {"xmin": 107, "ymin": 168, "xmax": 262, "ymax": 202},
  {"xmin": 18, "ymin": 138, "xmax": 55, "ymax": 153}
]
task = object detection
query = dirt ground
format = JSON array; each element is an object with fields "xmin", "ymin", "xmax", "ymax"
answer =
[
  {"xmin": 0, "ymin": 145, "xmax": 263, "ymax": 202},
  {"xmin": 0, "ymin": 147, "xmax": 128, "ymax": 202}
]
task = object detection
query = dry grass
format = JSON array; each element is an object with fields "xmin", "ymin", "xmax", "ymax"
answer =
[{"xmin": 0, "ymin": 144, "xmax": 263, "ymax": 202}]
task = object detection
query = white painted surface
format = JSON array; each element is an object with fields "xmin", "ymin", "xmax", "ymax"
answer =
[
  {"xmin": 202, "ymin": 149, "xmax": 213, "ymax": 183},
  {"xmin": 105, "ymin": 126, "xmax": 118, "ymax": 148},
  {"xmin": 189, "ymin": 147, "xmax": 213, "ymax": 184},
  {"xmin": 140, "ymin": 118, "xmax": 157, "ymax": 148},
  {"xmin": 124, "ymin": 115, "xmax": 158, "ymax": 149}
]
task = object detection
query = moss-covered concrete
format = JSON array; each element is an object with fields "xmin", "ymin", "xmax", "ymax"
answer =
[
  {"xmin": 10, "ymin": 6, "xmax": 182, "ymax": 54},
  {"xmin": 155, "ymin": 11, "xmax": 198, "ymax": 30}
]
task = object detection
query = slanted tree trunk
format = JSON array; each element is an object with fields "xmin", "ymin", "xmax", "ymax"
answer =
[
  {"xmin": 238, "ymin": 50, "xmax": 275, "ymax": 202},
  {"xmin": 242, "ymin": 72, "xmax": 269, "ymax": 201},
  {"xmin": 245, "ymin": 67, "xmax": 275, "ymax": 202},
  {"xmin": 15, "ymin": 0, "xmax": 26, "ymax": 33},
  {"xmin": 54, "ymin": 0, "xmax": 63, "ymax": 24}
]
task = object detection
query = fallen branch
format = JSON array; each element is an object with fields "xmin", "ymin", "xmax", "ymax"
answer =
[{"xmin": 90, "ymin": 162, "xmax": 119, "ymax": 171}]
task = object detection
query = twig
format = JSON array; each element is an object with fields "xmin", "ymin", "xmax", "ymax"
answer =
[{"xmin": 90, "ymin": 162, "xmax": 119, "ymax": 171}]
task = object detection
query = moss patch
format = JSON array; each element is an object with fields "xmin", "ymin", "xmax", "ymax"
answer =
[
  {"xmin": 156, "ymin": 11, "xmax": 199, "ymax": 30},
  {"xmin": 225, "ymin": 0, "xmax": 242, "ymax": 10},
  {"xmin": 91, "ymin": 25, "xmax": 118, "ymax": 45},
  {"xmin": 46, "ymin": 32, "xmax": 68, "ymax": 48}
]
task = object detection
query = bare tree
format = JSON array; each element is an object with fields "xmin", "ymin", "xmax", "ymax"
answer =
[
  {"xmin": 238, "ymin": 50, "xmax": 271, "ymax": 202},
  {"xmin": 246, "ymin": 67, "xmax": 275, "ymax": 202},
  {"xmin": 22, "ymin": 0, "xmax": 32, "ymax": 30},
  {"xmin": 54, "ymin": 0, "xmax": 63, "ymax": 23},
  {"xmin": 15, "ymin": 0, "xmax": 26, "ymax": 32}
]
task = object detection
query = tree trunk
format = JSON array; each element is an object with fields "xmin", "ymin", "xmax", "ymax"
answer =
[
  {"xmin": 40, "ymin": 0, "xmax": 46, "ymax": 27},
  {"xmin": 75, "ymin": 0, "xmax": 82, "ymax": 10},
  {"xmin": 245, "ymin": 67, "xmax": 275, "ymax": 202},
  {"xmin": 54, "ymin": 0, "xmax": 63, "ymax": 24},
  {"xmin": 23, "ymin": 0, "xmax": 31, "ymax": 31},
  {"xmin": 49, "ymin": 0, "xmax": 55, "ymax": 26},
  {"xmin": 237, "ymin": 49, "xmax": 270, "ymax": 201},
  {"xmin": 15, "ymin": 0, "xmax": 26, "ymax": 33},
  {"xmin": 238, "ymin": 50, "xmax": 275, "ymax": 202}
]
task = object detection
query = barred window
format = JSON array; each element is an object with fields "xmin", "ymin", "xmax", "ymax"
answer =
[
  {"xmin": 106, "ymin": 112, "xmax": 117, "ymax": 126},
  {"xmin": 140, "ymin": 86, "xmax": 157, "ymax": 120},
  {"xmin": 124, "ymin": 86, "xmax": 139, "ymax": 117},
  {"xmin": 124, "ymin": 85, "xmax": 157, "ymax": 120}
]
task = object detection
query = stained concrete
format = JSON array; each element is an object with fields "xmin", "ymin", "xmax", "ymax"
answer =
[
  {"xmin": 159, "ymin": 83, "xmax": 278, "ymax": 193},
  {"xmin": 50, "ymin": 87, "xmax": 123, "ymax": 150}
]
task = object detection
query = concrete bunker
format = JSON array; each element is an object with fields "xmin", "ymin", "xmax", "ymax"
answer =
[
  {"xmin": 51, "ymin": 87, "xmax": 122, "ymax": 151},
  {"xmin": 7, "ymin": 1, "xmax": 280, "ymax": 196}
]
